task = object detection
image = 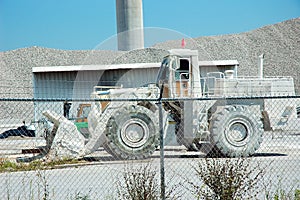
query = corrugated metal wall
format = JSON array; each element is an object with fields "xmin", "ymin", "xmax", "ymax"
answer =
[
  {"xmin": 33, "ymin": 71, "xmax": 77, "ymax": 99},
  {"xmin": 33, "ymin": 68, "xmax": 158, "ymax": 99}
]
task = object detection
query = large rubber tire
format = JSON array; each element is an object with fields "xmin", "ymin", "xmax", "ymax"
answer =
[
  {"xmin": 104, "ymin": 105, "xmax": 159, "ymax": 160},
  {"xmin": 209, "ymin": 105, "xmax": 263, "ymax": 157}
]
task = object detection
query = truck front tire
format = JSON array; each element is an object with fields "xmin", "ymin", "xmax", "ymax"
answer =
[{"xmin": 104, "ymin": 105, "xmax": 159, "ymax": 160}]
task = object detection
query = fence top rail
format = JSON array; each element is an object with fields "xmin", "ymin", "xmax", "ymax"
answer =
[{"xmin": 1, "ymin": 95, "xmax": 300, "ymax": 102}]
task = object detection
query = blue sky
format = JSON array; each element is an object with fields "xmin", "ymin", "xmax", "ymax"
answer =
[{"xmin": 0, "ymin": 0, "xmax": 299, "ymax": 52}]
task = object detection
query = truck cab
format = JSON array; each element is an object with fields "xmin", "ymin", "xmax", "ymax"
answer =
[
  {"xmin": 156, "ymin": 49, "xmax": 202, "ymax": 98},
  {"xmin": 156, "ymin": 49, "xmax": 240, "ymax": 98}
]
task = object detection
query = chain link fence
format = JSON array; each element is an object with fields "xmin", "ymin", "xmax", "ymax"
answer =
[{"xmin": 0, "ymin": 96, "xmax": 300, "ymax": 199}]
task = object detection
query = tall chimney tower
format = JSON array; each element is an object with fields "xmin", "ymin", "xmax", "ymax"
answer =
[{"xmin": 116, "ymin": 0, "xmax": 144, "ymax": 51}]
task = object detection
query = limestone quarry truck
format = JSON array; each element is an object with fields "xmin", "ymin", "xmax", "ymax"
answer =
[{"xmin": 40, "ymin": 49, "xmax": 299, "ymax": 161}]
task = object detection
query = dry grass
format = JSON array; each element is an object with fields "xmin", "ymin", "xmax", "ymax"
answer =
[
  {"xmin": 185, "ymin": 157, "xmax": 269, "ymax": 199},
  {"xmin": 116, "ymin": 161, "xmax": 181, "ymax": 200},
  {"xmin": 0, "ymin": 157, "xmax": 81, "ymax": 173}
]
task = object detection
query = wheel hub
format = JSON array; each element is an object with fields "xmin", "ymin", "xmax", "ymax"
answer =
[
  {"xmin": 121, "ymin": 119, "xmax": 150, "ymax": 148},
  {"xmin": 226, "ymin": 120, "xmax": 251, "ymax": 147}
]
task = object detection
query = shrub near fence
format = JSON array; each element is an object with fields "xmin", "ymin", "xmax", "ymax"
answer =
[{"xmin": 0, "ymin": 96, "xmax": 300, "ymax": 199}]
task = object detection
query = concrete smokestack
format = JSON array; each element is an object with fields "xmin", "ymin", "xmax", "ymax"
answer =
[{"xmin": 116, "ymin": 0, "xmax": 144, "ymax": 51}]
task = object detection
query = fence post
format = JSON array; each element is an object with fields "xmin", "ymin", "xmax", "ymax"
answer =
[
  {"xmin": 158, "ymin": 100, "xmax": 165, "ymax": 200},
  {"xmin": 158, "ymin": 84, "xmax": 166, "ymax": 200}
]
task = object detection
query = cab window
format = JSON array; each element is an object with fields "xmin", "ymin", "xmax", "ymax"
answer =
[{"xmin": 175, "ymin": 59, "xmax": 190, "ymax": 80}]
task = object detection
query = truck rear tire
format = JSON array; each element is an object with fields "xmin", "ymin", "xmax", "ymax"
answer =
[
  {"xmin": 104, "ymin": 105, "xmax": 159, "ymax": 160},
  {"xmin": 209, "ymin": 105, "xmax": 263, "ymax": 157}
]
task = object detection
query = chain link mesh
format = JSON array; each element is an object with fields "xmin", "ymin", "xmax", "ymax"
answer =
[{"xmin": 0, "ymin": 96, "xmax": 299, "ymax": 199}]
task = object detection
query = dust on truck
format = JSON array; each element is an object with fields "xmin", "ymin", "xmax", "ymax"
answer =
[{"xmin": 41, "ymin": 49, "xmax": 299, "ymax": 160}]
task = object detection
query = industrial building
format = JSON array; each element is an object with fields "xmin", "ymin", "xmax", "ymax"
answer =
[{"xmin": 32, "ymin": 62, "xmax": 160, "ymax": 132}]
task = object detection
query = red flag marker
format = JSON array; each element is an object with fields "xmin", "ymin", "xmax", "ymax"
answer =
[{"xmin": 181, "ymin": 38, "xmax": 186, "ymax": 48}]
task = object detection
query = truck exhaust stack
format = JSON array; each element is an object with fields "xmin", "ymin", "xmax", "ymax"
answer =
[{"xmin": 258, "ymin": 53, "xmax": 264, "ymax": 79}]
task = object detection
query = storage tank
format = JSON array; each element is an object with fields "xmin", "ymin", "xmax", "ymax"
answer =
[{"xmin": 116, "ymin": 0, "xmax": 144, "ymax": 50}]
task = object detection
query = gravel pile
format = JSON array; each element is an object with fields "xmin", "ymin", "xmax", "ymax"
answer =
[
  {"xmin": 111, "ymin": 48, "xmax": 168, "ymax": 64},
  {"xmin": 0, "ymin": 17, "xmax": 299, "ymax": 120},
  {"xmin": 154, "ymin": 17, "xmax": 300, "ymax": 93}
]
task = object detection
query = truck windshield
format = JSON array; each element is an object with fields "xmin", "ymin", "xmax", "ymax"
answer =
[{"xmin": 156, "ymin": 57, "xmax": 170, "ymax": 86}]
